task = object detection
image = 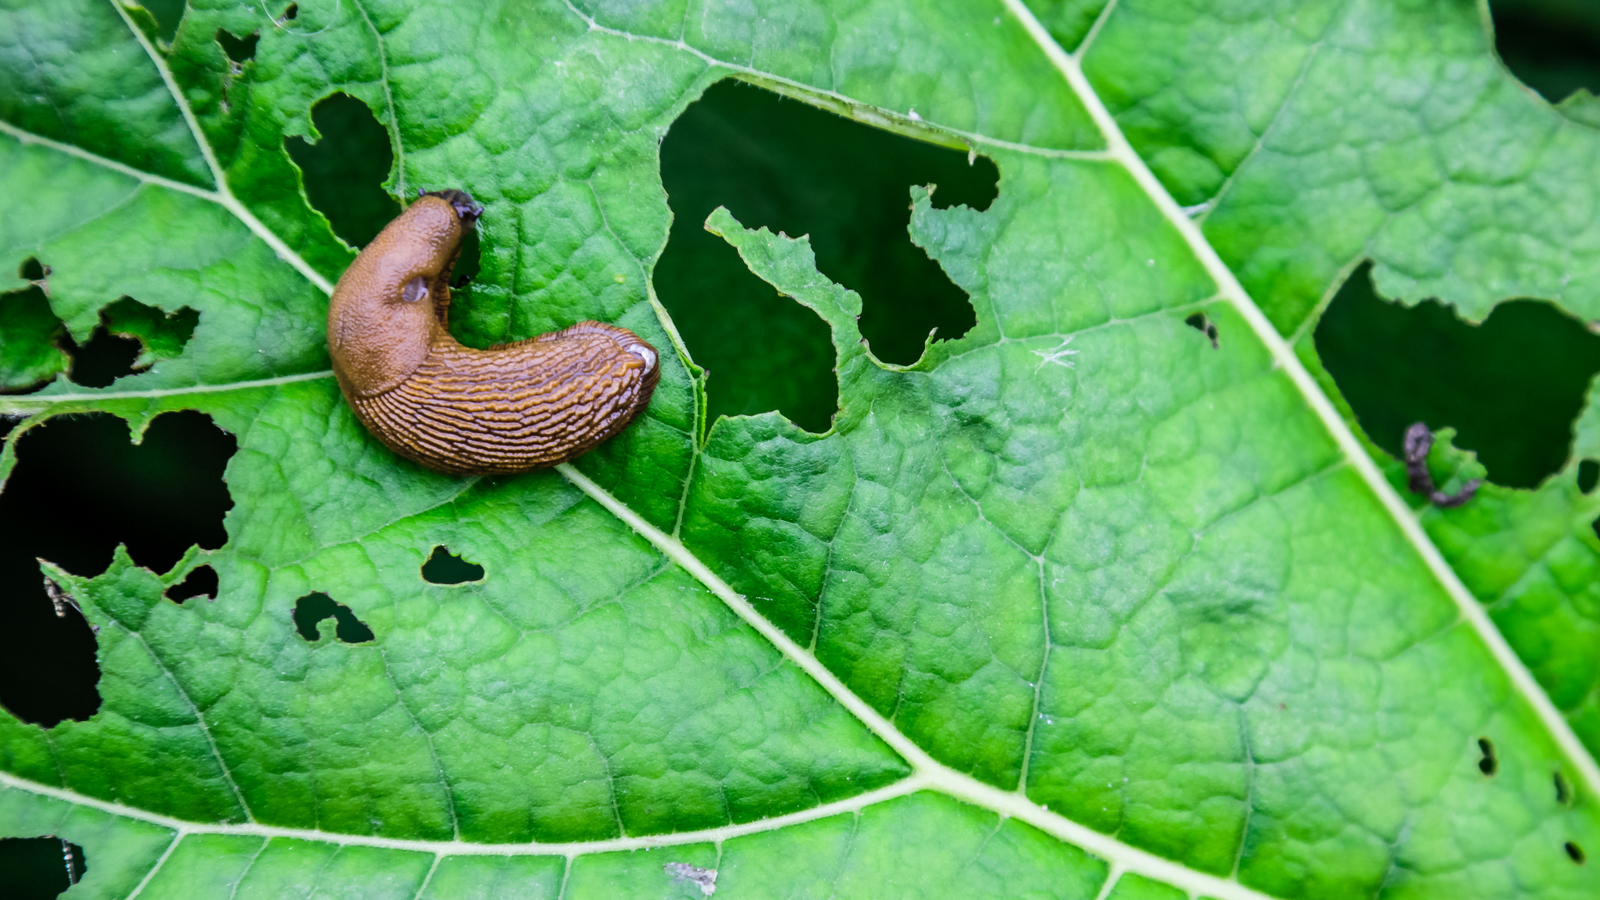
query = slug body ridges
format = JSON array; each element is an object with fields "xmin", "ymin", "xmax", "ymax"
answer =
[{"xmin": 328, "ymin": 191, "xmax": 660, "ymax": 474}]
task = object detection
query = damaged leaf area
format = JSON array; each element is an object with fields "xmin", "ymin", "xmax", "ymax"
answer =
[{"xmin": 2, "ymin": 0, "xmax": 1600, "ymax": 898}]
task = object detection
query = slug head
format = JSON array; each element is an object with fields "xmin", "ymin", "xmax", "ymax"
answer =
[{"xmin": 328, "ymin": 193, "xmax": 474, "ymax": 397}]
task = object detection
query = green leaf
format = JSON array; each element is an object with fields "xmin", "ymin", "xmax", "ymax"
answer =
[
  {"xmin": 1080, "ymin": 0, "xmax": 1600, "ymax": 333},
  {"xmin": 3, "ymin": 1, "xmax": 1600, "ymax": 898},
  {"xmin": 0, "ymin": 285, "xmax": 70, "ymax": 391},
  {"xmin": 1080, "ymin": 0, "xmax": 1600, "ymax": 793},
  {"xmin": 0, "ymin": 0, "xmax": 212, "ymax": 188}
]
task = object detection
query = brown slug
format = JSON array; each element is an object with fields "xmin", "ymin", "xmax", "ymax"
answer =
[{"xmin": 327, "ymin": 190, "xmax": 660, "ymax": 474}]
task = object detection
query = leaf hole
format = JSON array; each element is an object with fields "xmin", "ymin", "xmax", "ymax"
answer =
[
  {"xmin": 1488, "ymin": 0, "xmax": 1600, "ymax": 104},
  {"xmin": 139, "ymin": 0, "xmax": 185, "ymax": 43},
  {"xmin": 67, "ymin": 297, "xmax": 200, "ymax": 389},
  {"xmin": 279, "ymin": 3, "xmax": 299, "ymax": 23},
  {"xmin": 1477, "ymin": 737, "xmax": 1498, "ymax": 776},
  {"xmin": 166, "ymin": 564, "xmax": 219, "ymax": 604},
  {"xmin": 17, "ymin": 256, "xmax": 46, "ymax": 282},
  {"xmin": 440, "ymin": 228, "xmax": 482, "ymax": 338},
  {"xmin": 1580, "ymin": 459, "xmax": 1598, "ymax": 494},
  {"xmin": 293, "ymin": 593, "xmax": 375, "ymax": 644},
  {"xmin": 0, "ymin": 572, "xmax": 99, "ymax": 729},
  {"xmin": 285, "ymin": 93, "xmax": 401, "ymax": 249},
  {"xmin": 656, "ymin": 78, "xmax": 996, "ymax": 430},
  {"xmin": 1316, "ymin": 261, "xmax": 1600, "ymax": 488},
  {"xmin": 1185, "ymin": 312, "xmax": 1219, "ymax": 349},
  {"xmin": 451, "ymin": 226, "xmax": 481, "ymax": 289},
  {"xmin": 1556, "ymin": 771, "xmax": 1573, "ymax": 805},
  {"xmin": 215, "ymin": 28, "xmax": 260, "ymax": 65},
  {"xmin": 0, "ymin": 837, "xmax": 87, "ymax": 896},
  {"xmin": 0, "ymin": 411, "xmax": 234, "ymax": 727},
  {"xmin": 421, "ymin": 546, "xmax": 485, "ymax": 585},
  {"xmin": 1567, "ymin": 841, "xmax": 1587, "ymax": 864},
  {"xmin": 8, "ymin": 406, "xmax": 231, "ymax": 588},
  {"xmin": 67, "ymin": 330, "xmax": 141, "ymax": 389}
]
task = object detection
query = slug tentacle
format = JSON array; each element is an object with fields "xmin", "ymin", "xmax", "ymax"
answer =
[{"xmin": 327, "ymin": 191, "xmax": 660, "ymax": 474}]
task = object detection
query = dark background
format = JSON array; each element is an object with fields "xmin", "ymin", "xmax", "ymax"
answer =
[{"xmin": 5, "ymin": 0, "xmax": 1600, "ymax": 895}]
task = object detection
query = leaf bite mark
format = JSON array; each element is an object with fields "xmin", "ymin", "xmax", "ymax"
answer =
[
  {"xmin": 436, "ymin": 226, "xmax": 484, "ymax": 348},
  {"xmin": 421, "ymin": 546, "xmax": 485, "ymax": 585},
  {"xmin": 0, "ymin": 836, "xmax": 87, "ymax": 893},
  {"xmin": 1476, "ymin": 736, "xmax": 1498, "ymax": 776},
  {"xmin": 1488, "ymin": 0, "xmax": 1600, "ymax": 105},
  {"xmin": 4, "ymin": 571, "xmax": 104, "ymax": 730},
  {"xmin": 62, "ymin": 296, "xmax": 201, "ymax": 390},
  {"xmin": 214, "ymin": 27, "xmax": 260, "ymax": 100},
  {"xmin": 292, "ymin": 593, "xmax": 376, "ymax": 644},
  {"xmin": 1567, "ymin": 841, "xmax": 1587, "ymax": 865},
  {"xmin": 1317, "ymin": 261, "xmax": 1600, "ymax": 488},
  {"xmin": 1579, "ymin": 459, "xmax": 1598, "ymax": 494},
  {"xmin": 67, "ymin": 330, "xmax": 141, "ymax": 389},
  {"xmin": 663, "ymin": 862, "xmax": 718, "ymax": 896},
  {"xmin": 1184, "ymin": 312, "xmax": 1219, "ymax": 349},
  {"xmin": 215, "ymin": 27, "xmax": 260, "ymax": 65},
  {"xmin": 17, "ymin": 256, "xmax": 47, "ymax": 286},
  {"xmin": 285, "ymin": 93, "xmax": 401, "ymax": 250},
  {"xmin": 136, "ymin": 0, "xmax": 185, "ymax": 43},
  {"xmin": 166, "ymin": 564, "xmax": 219, "ymax": 604},
  {"xmin": 0, "ymin": 579, "xmax": 100, "ymax": 729},
  {"xmin": 0, "ymin": 412, "xmax": 234, "ymax": 727},
  {"xmin": 1556, "ymin": 771, "xmax": 1573, "ymax": 805},
  {"xmin": 656, "ymin": 78, "xmax": 997, "ymax": 429},
  {"xmin": 450, "ymin": 226, "xmax": 481, "ymax": 289}
]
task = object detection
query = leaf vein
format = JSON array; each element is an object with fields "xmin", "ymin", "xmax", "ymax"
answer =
[
  {"xmin": 999, "ymin": 0, "xmax": 1600, "ymax": 803},
  {"xmin": 552, "ymin": 463, "xmax": 1285, "ymax": 900},
  {"xmin": 348, "ymin": 0, "xmax": 409, "ymax": 198}
]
